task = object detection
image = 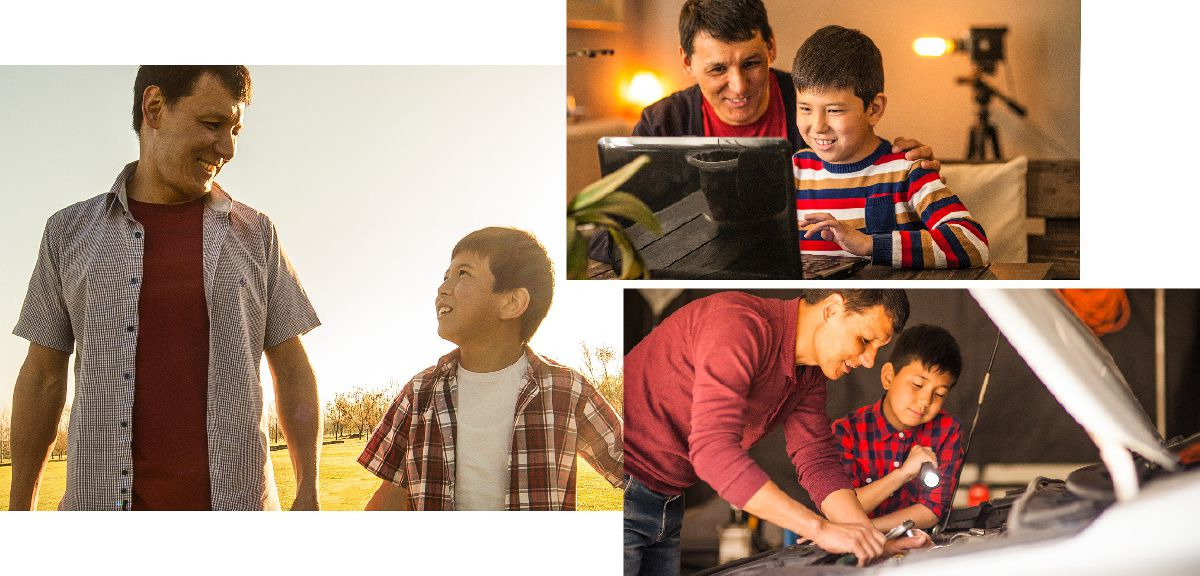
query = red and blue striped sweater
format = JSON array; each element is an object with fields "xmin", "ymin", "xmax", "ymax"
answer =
[{"xmin": 794, "ymin": 138, "xmax": 989, "ymax": 269}]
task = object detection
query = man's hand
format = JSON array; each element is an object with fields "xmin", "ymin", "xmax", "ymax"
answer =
[
  {"xmin": 900, "ymin": 445, "xmax": 938, "ymax": 482},
  {"xmin": 265, "ymin": 336, "xmax": 323, "ymax": 512},
  {"xmin": 810, "ymin": 519, "xmax": 887, "ymax": 566},
  {"xmin": 892, "ymin": 136, "xmax": 941, "ymax": 173},
  {"xmin": 881, "ymin": 528, "xmax": 933, "ymax": 559},
  {"xmin": 802, "ymin": 213, "xmax": 872, "ymax": 256}
]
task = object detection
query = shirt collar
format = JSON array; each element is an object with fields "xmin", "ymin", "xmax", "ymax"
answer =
[
  {"xmin": 436, "ymin": 345, "xmax": 547, "ymax": 384},
  {"xmin": 106, "ymin": 160, "xmax": 233, "ymax": 215},
  {"xmin": 869, "ymin": 398, "xmax": 905, "ymax": 441},
  {"xmin": 780, "ymin": 297, "xmax": 800, "ymax": 381}
]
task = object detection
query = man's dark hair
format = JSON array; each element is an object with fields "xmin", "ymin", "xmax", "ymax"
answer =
[
  {"xmin": 132, "ymin": 65, "xmax": 253, "ymax": 134},
  {"xmin": 452, "ymin": 227, "xmax": 554, "ymax": 343},
  {"xmin": 679, "ymin": 0, "xmax": 774, "ymax": 57},
  {"xmin": 791, "ymin": 25, "xmax": 883, "ymax": 109},
  {"xmin": 801, "ymin": 289, "xmax": 909, "ymax": 334},
  {"xmin": 887, "ymin": 324, "xmax": 963, "ymax": 383}
]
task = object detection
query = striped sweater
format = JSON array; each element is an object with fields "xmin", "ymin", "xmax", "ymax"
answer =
[{"xmin": 794, "ymin": 137, "xmax": 989, "ymax": 269}]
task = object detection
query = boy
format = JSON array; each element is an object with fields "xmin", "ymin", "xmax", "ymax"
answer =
[
  {"xmin": 832, "ymin": 324, "xmax": 965, "ymax": 530},
  {"xmin": 358, "ymin": 227, "xmax": 624, "ymax": 510},
  {"xmin": 791, "ymin": 25, "xmax": 989, "ymax": 269}
]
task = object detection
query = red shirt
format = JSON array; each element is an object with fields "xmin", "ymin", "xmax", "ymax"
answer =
[
  {"xmin": 127, "ymin": 197, "xmax": 212, "ymax": 510},
  {"xmin": 623, "ymin": 292, "xmax": 852, "ymax": 509},
  {"xmin": 701, "ymin": 74, "xmax": 788, "ymax": 138},
  {"xmin": 832, "ymin": 400, "xmax": 963, "ymax": 520}
]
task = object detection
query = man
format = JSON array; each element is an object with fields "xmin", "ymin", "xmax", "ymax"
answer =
[
  {"xmin": 623, "ymin": 289, "xmax": 928, "ymax": 575},
  {"xmin": 359, "ymin": 227, "xmax": 623, "ymax": 510},
  {"xmin": 9, "ymin": 66, "xmax": 322, "ymax": 511},
  {"xmin": 633, "ymin": 0, "xmax": 938, "ymax": 164}
]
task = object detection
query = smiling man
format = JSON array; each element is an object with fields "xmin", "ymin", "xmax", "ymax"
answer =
[
  {"xmin": 9, "ymin": 66, "xmax": 322, "ymax": 511},
  {"xmin": 623, "ymin": 289, "xmax": 928, "ymax": 575},
  {"xmin": 358, "ymin": 227, "xmax": 623, "ymax": 510},
  {"xmin": 632, "ymin": 0, "xmax": 939, "ymax": 165}
]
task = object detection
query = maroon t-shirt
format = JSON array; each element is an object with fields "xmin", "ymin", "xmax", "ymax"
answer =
[
  {"xmin": 623, "ymin": 292, "xmax": 852, "ymax": 508},
  {"xmin": 127, "ymin": 197, "xmax": 212, "ymax": 510}
]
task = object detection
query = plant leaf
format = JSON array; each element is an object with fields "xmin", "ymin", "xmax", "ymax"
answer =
[
  {"xmin": 589, "ymin": 191, "xmax": 663, "ymax": 236},
  {"xmin": 566, "ymin": 217, "xmax": 589, "ymax": 280},
  {"xmin": 569, "ymin": 154, "xmax": 650, "ymax": 211}
]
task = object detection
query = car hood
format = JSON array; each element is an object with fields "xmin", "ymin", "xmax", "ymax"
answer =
[{"xmin": 970, "ymin": 289, "xmax": 1178, "ymax": 499}]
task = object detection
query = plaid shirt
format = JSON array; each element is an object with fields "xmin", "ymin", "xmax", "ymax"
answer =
[
  {"xmin": 358, "ymin": 347, "xmax": 624, "ymax": 510},
  {"xmin": 832, "ymin": 400, "xmax": 963, "ymax": 519},
  {"xmin": 13, "ymin": 162, "xmax": 321, "ymax": 511}
]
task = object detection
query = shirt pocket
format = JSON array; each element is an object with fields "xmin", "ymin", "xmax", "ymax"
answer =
[{"xmin": 864, "ymin": 192, "xmax": 897, "ymax": 234}]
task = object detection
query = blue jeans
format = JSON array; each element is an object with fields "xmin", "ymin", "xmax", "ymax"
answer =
[{"xmin": 624, "ymin": 475, "xmax": 685, "ymax": 576}]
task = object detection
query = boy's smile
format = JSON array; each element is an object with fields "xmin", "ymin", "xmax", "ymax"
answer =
[
  {"xmin": 881, "ymin": 360, "xmax": 955, "ymax": 430},
  {"xmin": 795, "ymin": 87, "xmax": 886, "ymax": 165}
]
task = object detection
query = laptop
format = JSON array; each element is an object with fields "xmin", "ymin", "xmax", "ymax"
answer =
[{"xmin": 595, "ymin": 137, "xmax": 869, "ymax": 279}]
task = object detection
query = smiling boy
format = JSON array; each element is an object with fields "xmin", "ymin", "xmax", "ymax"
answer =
[
  {"xmin": 358, "ymin": 227, "xmax": 624, "ymax": 510},
  {"xmin": 832, "ymin": 324, "xmax": 965, "ymax": 530},
  {"xmin": 791, "ymin": 26, "xmax": 989, "ymax": 269}
]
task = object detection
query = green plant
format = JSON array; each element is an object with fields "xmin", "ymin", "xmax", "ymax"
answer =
[{"xmin": 567, "ymin": 154, "xmax": 661, "ymax": 279}]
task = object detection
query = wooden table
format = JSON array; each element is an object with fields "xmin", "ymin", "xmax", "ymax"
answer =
[{"xmin": 587, "ymin": 188, "xmax": 1054, "ymax": 280}]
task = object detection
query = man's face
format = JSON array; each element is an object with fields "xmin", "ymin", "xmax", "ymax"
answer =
[
  {"xmin": 881, "ymin": 360, "xmax": 954, "ymax": 430},
  {"xmin": 813, "ymin": 304, "xmax": 893, "ymax": 380},
  {"xmin": 144, "ymin": 72, "xmax": 245, "ymax": 201},
  {"xmin": 435, "ymin": 251, "xmax": 507, "ymax": 346},
  {"xmin": 795, "ymin": 87, "xmax": 885, "ymax": 164},
  {"xmin": 683, "ymin": 30, "xmax": 776, "ymax": 126}
]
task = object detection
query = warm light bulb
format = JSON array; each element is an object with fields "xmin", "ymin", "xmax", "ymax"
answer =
[
  {"xmin": 913, "ymin": 37, "xmax": 954, "ymax": 57},
  {"xmin": 626, "ymin": 71, "xmax": 664, "ymax": 107}
]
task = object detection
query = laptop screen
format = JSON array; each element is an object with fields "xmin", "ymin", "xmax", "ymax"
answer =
[{"xmin": 597, "ymin": 137, "xmax": 800, "ymax": 279}]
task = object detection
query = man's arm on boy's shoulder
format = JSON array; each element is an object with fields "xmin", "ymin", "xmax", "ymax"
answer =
[
  {"xmin": 888, "ymin": 170, "xmax": 989, "ymax": 269},
  {"xmin": 575, "ymin": 383, "xmax": 624, "ymax": 488},
  {"xmin": 892, "ymin": 136, "xmax": 941, "ymax": 173}
]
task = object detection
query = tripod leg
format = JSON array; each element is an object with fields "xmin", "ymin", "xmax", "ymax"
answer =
[{"xmin": 986, "ymin": 124, "xmax": 1001, "ymax": 160}]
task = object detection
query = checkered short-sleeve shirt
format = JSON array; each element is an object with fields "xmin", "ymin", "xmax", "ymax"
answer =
[
  {"xmin": 832, "ymin": 400, "xmax": 963, "ymax": 520},
  {"xmin": 358, "ymin": 347, "xmax": 625, "ymax": 510},
  {"xmin": 13, "ymin": 162, "xmax": 321, "ymax": 510}
]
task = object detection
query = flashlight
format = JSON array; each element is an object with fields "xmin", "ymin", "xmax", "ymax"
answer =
[{"xmin": 919, "ymin": 462, "xmax": 940, "ymax": 488}]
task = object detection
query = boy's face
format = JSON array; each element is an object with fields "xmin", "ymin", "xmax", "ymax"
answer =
[
  {"xmin": 435, "ymin": 251, "xmax": 507, "ymax": 346},
  {"xmin": 812, "ymin": 304, "xmax": 894, "ymax": 381},
  {"xmin": 880, "ymin": 360, "xmax": 955, "ymax": 430},
  {"xmin": 795, "ymin": 87, "xmax": 885, "ymax": 164},
  {"xmin": 682, "ymin": 30, "xmax": 776, "ymax": 126}
]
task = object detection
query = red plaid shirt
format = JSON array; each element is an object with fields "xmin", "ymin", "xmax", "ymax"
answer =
[
  {"xmin": 358, "ymin": 347, "xmax": 624, "ymax": 510},
  {"xmin": 832, "ymin": 400, "xmax": 963, "ymax": 519}
]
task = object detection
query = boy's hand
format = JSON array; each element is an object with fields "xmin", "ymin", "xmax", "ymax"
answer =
[
  {"xmin": 892, "ymin": 136, "xmax": 941, "ymax": 173},
  {"xmin": 802, "ymin": 213, "xmax": 872, "ymax": 257},
  {"xmin": 901, "ymin": 445, "xmax": 938, "ymax": 481}
]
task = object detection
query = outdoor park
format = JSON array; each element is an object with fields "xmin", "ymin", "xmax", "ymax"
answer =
[{"xmin": 0, "ymin": 344, "xmax": 624, "ymax": 511}]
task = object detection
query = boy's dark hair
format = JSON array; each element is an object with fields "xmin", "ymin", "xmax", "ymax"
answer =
[
  {"xmin": 679, "ymin": 0, "xmax": 774, "ymax": 57},
  {"xmin": 452, "ymin": 227, "xmax": 554, "ymax": 343},
  {"xmin": 888, "ymin": 324, "xmax": 963, "ymax": 383},
  {"xmin": 791, "ymin": 25, "xmax": 883, "ymax": 109},
  {"xmin": 132, "ymin": 65, "xmax": 253, "ymax": 134},
  {"xmin": 801, "ymin": 289, "xmax": 909, "ymax": 334}
]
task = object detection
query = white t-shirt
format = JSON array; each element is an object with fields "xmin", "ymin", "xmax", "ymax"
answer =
[{"xmin": 453, "ymin": 354, "xmax": 530, "ymax": 510}]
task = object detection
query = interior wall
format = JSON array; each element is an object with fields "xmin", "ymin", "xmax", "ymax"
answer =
[{"xmin": 606, "ymin": 0, "xmax": 1080, "ymax": 161}]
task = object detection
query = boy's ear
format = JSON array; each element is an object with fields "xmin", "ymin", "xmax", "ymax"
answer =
[
  {"xmin": 867, "ymin": 93, "xmax": 887, "ymax": 127},
  {"xmin": 881, "ymin": 362, "xmax": 895, "ymax": 390},
  {"xmin": 498, "ymin": 287, "xmax": 530, "ymax": 322}
]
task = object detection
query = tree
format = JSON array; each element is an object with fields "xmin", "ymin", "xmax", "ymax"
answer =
[
  {"xmin": 325, "ymin": 394, "xmax": 352, "ymax": 440},
  {"xmin": 267, "ymin": 402, "xmax": 281, "ymax": 445},
  {"xmin": 348, "ymin": 386, "xmax": 387, "ymax": 437},
  {"xmin": 580, "ymin": 341, "xmax": 624, "ymax": 414},
  {"xmin": 0, "ymin": 405, "xmax": 11, "ymax": 465},
  {"xmin": 51, "ymin": 406, "xmax": 70, "ymax": 461}
]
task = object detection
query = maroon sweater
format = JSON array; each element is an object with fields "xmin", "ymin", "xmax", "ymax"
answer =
[{"xmin": 624, "ymin": 292, "xmax": 851, "ymax": 508}]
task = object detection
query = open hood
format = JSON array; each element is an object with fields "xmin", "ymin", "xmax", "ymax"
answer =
[{"xmin": 969, "ymin": 289, "xmax": 1178, "ymax": 500}]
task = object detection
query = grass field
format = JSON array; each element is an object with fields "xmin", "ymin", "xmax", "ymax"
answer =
[{"xmin": 1, "ymin": 438, "xmax": 622, "ymax": 511}]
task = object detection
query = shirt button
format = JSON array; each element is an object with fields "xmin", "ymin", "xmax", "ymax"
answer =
[
  {"xmin": 121, "ymin": 469, "xmax": 129, "ymax": 476},
  {"xmin": 866, "ymin": 477, "xmax": 873, "ymax": 483},
  {"xmin": 120, "ymin": 421, "xmax": 128, "ymax": 428},
  {"xmin": 126, "ymin": 326, "xmax": 135, "ymax": 333},
  {"xmin": 898, "ymin": 432, "xmax": 905, "ymax": 438},
  {"xmin": 134, "ymin": 231, "xmax": 143, "ymax": 239},
  {"xmin": 893, "ymin": 461, "xmax": 900, "ymax": 468},
  {"xmin": 122, "ymin": 500, "xmax": 130, "ymax": 510},
  {"xmin": 120, "ymin": 488, "xmax": 128, "ymax": 495},
  {"xmin": 124, "ymin": 373, "xmax": 131, "ymax": 380},
  {"xmin": 130, "ymin": 277, "xmax": 138, "ymax": 285}
]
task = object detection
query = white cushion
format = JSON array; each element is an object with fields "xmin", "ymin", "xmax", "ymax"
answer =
[{"xmin": 940, "ymin": 156, "xmax": 1029, "ymax": 264}]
